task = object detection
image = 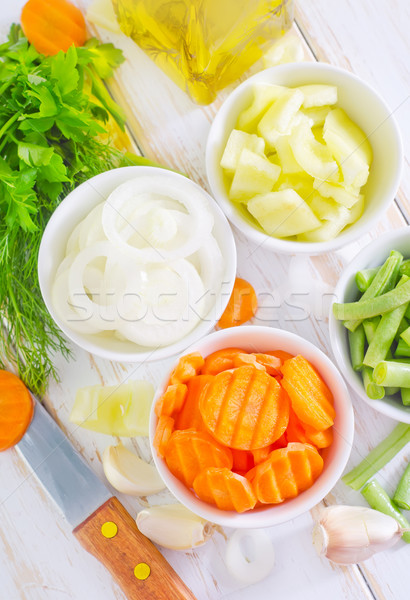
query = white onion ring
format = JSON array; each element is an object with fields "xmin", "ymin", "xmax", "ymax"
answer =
[
  {"xmin": 117, "ymin": 259, "xmax": 205, "ymax": 347},
  {"xmin": 51, "ymin": 270, "xmax": 102, "ymax": 335},
  {"xmin": 225, "ymin": 529, "xmax": 275, "ymax": 584},
  {"xmin": 102, "ymin": 176, "xmax": 213, "ymax": 263},
  {"xmin": 193, "ymin": 236, "xmax": 224, "ymax": 313},
  {"xmin": 78, "ymin": 203, "xmax": 106, "ymax": 250}
]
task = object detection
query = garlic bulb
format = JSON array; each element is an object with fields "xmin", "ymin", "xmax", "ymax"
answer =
[
  {"xmin": 313, "ymin": 505, "xmax": 405, "ymax": 564},
  {"xmin": 102, "ymin": 444, "xmax": 165, "ymax": 496},
  {"xmin": 136, "ymin": 504, "xmax": 214, "ymax": 550}
]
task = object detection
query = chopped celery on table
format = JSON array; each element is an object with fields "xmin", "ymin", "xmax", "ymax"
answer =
[
  {"xmin": 373, "ymin": 361, "xmax": 410, "ymax": 387},
  {"xmin": 342, "ymin": 423, "xmax": 410, "ymax": 490},
  {"xmin": 362, "ymin": 480, "xmax": 410, "ymax": 543},
  {"xmin": 393, "ymin": 463, "xmax": 410, "ymax": 510}
]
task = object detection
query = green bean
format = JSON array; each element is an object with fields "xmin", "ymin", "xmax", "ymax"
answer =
[
  {"xmin": 343, "ymin": 423, "xmax": 410, "ymax": 490},
  {"xmin": 362, "ymin": 480, "xmax": 410, "ymax": 543},
  {"xmin": 355, "ymin": 267, "xmax": 379, "ymax": 292},
  {"xmin": 400, "ymin": 258, "xmax": 410, "ymax": 277},
  {"xmin": 362, "ymin": 366, "xmax": 385, "ymax": 399},
  {"xmin": 343, "ymin": 251, "xmax": 403, "ymax": 331},
  {"xmin": 363, "ymin": 317, "xmax": 381, "ymax": 344},
  {"xmin": 334, "ymin": 278, "xmax": 410, "ymax": 322},
  {"xmin": 348, "ymin": 324, "xmax": 365, "ymax": 371},
  {"xmin": 393, "ymin": 464, "xmax": 410, "ymax": 510},
  {"xmin": 373, "ymin": 360, "xmax": 410, "ymax": 387},
  {"xmin": 395, "ymin": 338, "xmax": 410, "ymax": 358},
  {"xmin": 401, "ymin": 388, "xmax": 410, "ymax": 406},
  {"xmin": 400, "ymin": 325, "xmax": 410, "ymax": 346},
  {"xmin": 363, "ymin": 276, "xmax": 409, "ymax": 368}
]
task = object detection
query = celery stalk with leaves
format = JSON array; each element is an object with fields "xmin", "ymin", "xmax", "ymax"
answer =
[{"xmin": 0, "ymin": 25, "xmax": 146, "ymax": 395}]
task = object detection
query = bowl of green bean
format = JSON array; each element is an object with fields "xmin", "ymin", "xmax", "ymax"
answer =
[{"xmin": 329, "ymin": 227, "xmax": 410, "ymax": 423}]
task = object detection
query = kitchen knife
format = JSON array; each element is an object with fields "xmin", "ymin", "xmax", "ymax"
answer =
[{"xmin": 17, "ymin": 398, "xmax": 196, "ymax": 600}]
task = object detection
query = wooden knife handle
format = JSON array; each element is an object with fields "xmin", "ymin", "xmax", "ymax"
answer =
[{"xmin": 73, "ymin": 497, "xmax": 197, "ymax": 600}]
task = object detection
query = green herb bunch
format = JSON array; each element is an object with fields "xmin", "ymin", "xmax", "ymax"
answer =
[{"xmin": 0, "ymin": 24, "xmax": 132, "ymax": 395}]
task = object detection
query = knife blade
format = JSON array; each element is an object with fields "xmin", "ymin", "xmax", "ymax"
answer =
[{"xmin": 17, "ymin": 398, "xmax": 196, "ymax": 600}]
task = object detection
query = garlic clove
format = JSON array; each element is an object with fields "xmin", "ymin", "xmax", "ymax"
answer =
[
  {"xmin": 136, "ymin": 504, "xmax": 214, "ymax": 550},
  {"xmin": 102, "ymin": 443, "xmax": 165, "ymax": 496},
  {"xmin": 313, "ymin": 505, "xmax": 403, "ymax": 564}
]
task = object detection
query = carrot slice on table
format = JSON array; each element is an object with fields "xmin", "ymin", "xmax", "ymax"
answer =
[
  {"xmin": 153, "ymin": 415, "xmax": 174, "ymax": 458},
  {"xmin": 174, "ymin": 375, "xmax": 213, "ymax": 431},
  {"xmin": 169, "ymin": 352, "xmax": 204, "ymax": 385},
  {"xmin": 199, "ymin": 365, "xmax": 290, "ymax": 450},
  {"xmin": 280, "ymin": 355, "xmax": 335, "ymax": 430},
  {"xmin": 193, "ymin": 467, "xmax": 257, "ymax": 512},
  {"xmin": 155, "ymin": 383, "xmax": 188, "ymax": 418},
  {"xmin": 202, "ymin": 348, "xmax": 245, "ymax": 375},
  {"xmin": 218, "ymin": 277, "xmax": 257, "ymax": 329},
  {"xmin": 165, "ymin": 430, "xmax": 233, "ymax": 488},
  {"xmin": 21, "ymin": 0, "xmax": 87, "ymax": 56},
  {"xmin": 0, "ymin": 371, "xmax": 34, "ymax": 452},
  {"xmin": 231, "ymin": 449, "xmax": 254, "ymax": 473},
  {"xmin": 248, "ymin": 442, "xmax": 324, "ymax": 504}
]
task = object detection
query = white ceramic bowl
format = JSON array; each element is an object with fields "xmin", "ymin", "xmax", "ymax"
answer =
[
  {"xmin": 329, "ymin": 227, "xmax": 410, "ymax": 423},
  {"xmin": 38, "ymin": 166, "xmax": 236, "ymax": 363},
  {"xmin": 150, "ymin": 326, "xmax": 354, "ymax": 528},
  {"xmin": 206, "ymin": 62, "xmax": 403, "ymax": 255}
]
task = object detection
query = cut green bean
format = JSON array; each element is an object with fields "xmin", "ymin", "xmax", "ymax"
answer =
[
  {"xmin": 342, "ymin": 423, "xmax": 410, "ymax": 490},
  {"xmin": 374, "ymin": 361, "xmax": 410, "ymax": 387},
  {"xmin": 363, "ymin": 276, "xmax": 409, "ymax": 368},
  {"xmin": 395, "ymin": 338, "xmax": 410, "ymax": 358},
  {"xmin": 362, "ymin": 480, "xmax": 410, "ymax": 543},
  {"xmin": 393, "ymin": 464, "xmax": 410, "ymax": 510},
  {"xmin": 395, "ymin": 317, "xmax": 409, "ymax": 341},
  {"xmin": 348, "ymin": 324, "xmax": 365, "ymax": 371},
  {"xmin": 355, "ymin": 267, "xmax": 379, "ymax": 292},
  {"xmin": 362, "ymin": 366, "xmax": 385, "ymax": 399},
  {"xmin": 384, "ymin": 386, "xmax": 400, "ymax": 396},
  {"xmin": 343, "ymin": 251, "xmax": 403, "ymax": 331},
  {"xmin": 363, "ymin": 317, "xmax": 381, "ymax": 344},
  {"xmin": 400, "ymin": 258, "xmax": 410, "ymax": 277},
  {"xmin": 400, "ymin": 325, "xmax": 410, "ymax": 346},
  {"xmin": 334, "ymin": 278, "xmax": 410, "ymax": 322},
  {"xmin": 401, "ymin": 388, "xmax": 410, "ymax": 406}
]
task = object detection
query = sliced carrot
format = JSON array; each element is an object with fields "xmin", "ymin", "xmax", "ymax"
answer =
[
  {"xmin": 285, "ymin": 408, "xmax": 310, "ymax": 444},
  {"xmin": 165, "ymin": 430, "xmax": 233, "ymax": 488},
  {"xmin": 0, "ymin": 371, "xmax": 34, "ymax": 451},
  {"xmin": 254, "ymin": 353, "xmax": 282, "ymax": 376},
  {"xmin": 266, "ymin": 350, "xmax": 295, "ymax": 362},
  {"xmin": 193, "ymin": 467, "xmax": 257, "ymax": 512},
  {"xmin": 169, "ymin": 352, "xmax": 205, "ymax": 385},
  {"xmin": 199, "ymin": 365, "xmax": 289, "ymax": 450},
  {"xmin": 280, "ymin": 355, "xmax": 335, "ymax": 430},
  {"xmin": 153, "ymin": 415, "xmax": 174, "ymax": 459},
  {"xmin": 248, "ymin": 442, "xmax": 323, "ymax": 504},
  {"xmin": 155, "ymin": 383, "xmax": 188, "ymax": 418},
  {"xmin": 174, "ymin": 375, "xmax": 213, "ymax": 431},
  {"xmin": 231, "ymin": 449, "xmax": 254, "ymax": 473},
  {"xmin": 21, "ymin": 0, "xmax": 86, "ymax": 56},
  {"xmin": 233, "ymin": 353, "xmax": 266, "ymax": 371},
  {"xmin": 251, "ymin": 433, "xmax": 287, "ymax": 464},
  {"xmin": 201, "ymin": 348, "xmax": 245, "ymax": 375},
  {"xmin": 218, "ymin": 277, "xmax": 257, "ymax": 329},
  {"xmin": 303, "ymin": 424, "xmax": 333, "ymax": 449}
]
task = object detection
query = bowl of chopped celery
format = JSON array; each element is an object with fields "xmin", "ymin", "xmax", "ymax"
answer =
[
  {"xmin": 206, "ymin": 62, "xmax": 403, "ymax": 254},
  {"xmin": 330, "ymin": 227, "xmax": 410, "ymax": 422}
]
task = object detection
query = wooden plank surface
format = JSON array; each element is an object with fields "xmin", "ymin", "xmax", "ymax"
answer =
[{"xmin": 0, "ymin": 1, "xmax": 409, "ymax": 599}]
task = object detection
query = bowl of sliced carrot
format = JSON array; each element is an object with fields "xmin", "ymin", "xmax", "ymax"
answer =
[{"xmin": 150, "ymin": 326, "xmax": 354, "ymax": 527}]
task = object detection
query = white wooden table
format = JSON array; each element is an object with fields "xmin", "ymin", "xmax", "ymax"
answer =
[{"xmin": 1, "ymin": 1, "xmax": 409, "ymax": 599}]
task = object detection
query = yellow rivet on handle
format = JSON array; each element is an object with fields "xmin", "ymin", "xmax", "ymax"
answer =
[
  {"xmin": 101, "ymin": 521, "xmax": 118, "ymax": 539},
  {"xmin": 134, "ymin": 563, "xmax": 151, "ymax": 580}
]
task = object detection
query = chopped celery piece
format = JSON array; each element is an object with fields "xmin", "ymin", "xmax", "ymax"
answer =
[
  {"xmin": 393, "ymin": 464, "xmax": 410, "ymax": 510},
  {"xmin": 395, "ymin": 317, "xmax": 409, "ymax": 341},
  {"xmin": 342, "ymin": 423, "xmax": 410, "ymax": 490},
  {"xmin": 396, "ymin": 338, "xmax": 410, "ymax": 358},
  {"xmin": 362, "ymin": 366, "xmax": 385, "ymax": 400},
  {"xmin": 70, "ymin": 380, "xmax": 154, "ymax": 436},
  {"xmin": 373, "ymin": 361, "xmax": 410, "ymax": 387},
  {"xmin": 362, "ymin": 480, "xmax": 410, "ymax": 543},
  {"xmin": 399, "ymin": 259, "xmax": 410, "ymax": 277},
  {"xmin": 355, "ymin": 267, "xmax": 379, "ymax": 292},
  {"xmin": 400, "ymin": 325, "xmax": 410, "ymax": 346},
  {"xmin": 348, "ymin": 324, "xmax": 365, "ymax": 371},
  {"xmin": 401, "ymin": 388, "xmax": 410, "ymax": 406},
  {"xmin": 363, "ymin": 317, "xmax": 381, "ymax": 344}
]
